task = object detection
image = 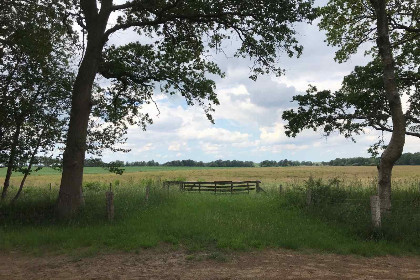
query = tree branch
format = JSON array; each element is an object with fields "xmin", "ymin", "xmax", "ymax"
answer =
[
  {"xmin": 103, "ymin": 10, "xmax": 249, "ymax": 42},
  {"xmin": 372, "ymin": 123, "xmax": 420, "ymax": 138},
  {"xmin": 110, "ymin": 1, "xmax": 135, "ymax": 11},
  {"xmin": 389, "ymin": 17, "xmax": 420, "ymax": 33}
]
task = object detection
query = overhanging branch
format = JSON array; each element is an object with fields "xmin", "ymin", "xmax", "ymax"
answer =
[
  {"xmin": 103, "ymin": 11, "xmax": 249, "ymax": 43},
  {"xmin": 372, "ymin": 123, "xmax": 420, "ymax": 138}
]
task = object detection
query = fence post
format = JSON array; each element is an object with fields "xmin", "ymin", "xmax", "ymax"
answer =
[
  {"xmin": 145, "ymin": 185, "xmax": 150, "ymax": 202},
  {"xmin": 370, "ymin": 195, "xmax": 381, "ymax": 228},
  {"xmin": 279, "ymin": 184, "xmax": 283, "ymax": 194},
  {"xmin": 256, "ymin": 181, "xmax": 260, "ymax": 193},
  {"xmin": 106, "ymin": 185, "xmax": 114, "ymax": 221},
  {"xmin": 306, "ymin": 189, "xmax": 312, "ymax": 206}
]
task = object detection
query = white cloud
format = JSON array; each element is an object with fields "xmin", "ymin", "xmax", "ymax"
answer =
[
  {"xmin": 179, "ymin": 126, "xmax": 249, "ymax": 143},
  {"xmin": 98, "ymin": 14, "xmax": 418, "ymax": 163},
  {"xmin": 168, "ymin": 142, "xmax": 190, "ymax": 152},
  {"xmin": 256, "ymin": 144, "xmax": 310, "ymax": 154},
  {"xmin": 259, "ymin": 123, "xmax": 286, "ymax": 144},
  {"xmin": 201, "ymin": 142, "xmax": 223, "ymax": 155},
  {"xmin": 135, "ymin": 143, "xmax": 155, "ymax": 153},
  {"xmin": 168, "ymin": 142, "xmax": 181, "ymax": 151}
]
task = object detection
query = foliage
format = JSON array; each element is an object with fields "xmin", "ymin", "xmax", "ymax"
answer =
[
  {"xmin": 0, "ymin": 179, "xmax": 419, "ymax": 255},
  {"xmin": 325, "ymin": 157, "xmax": 379, "ymax": 166},
  {"xmin": 0, "ymin": 0, "xmax": 77, "ymax": 199},
  {"xmin": 396, "ymin": 152, "xmax": 420, "ymax": 165},
  {"xmin": 103, "ymin": 160, "xmax": 125, "ymax": 175},
  {"xmin": 324, "ymin": 153, "xmax": 420, "ymax": 166},
  {"xmin": 76, "ymin": 0, "xmax": 318, "ymax": 149},
  {"xmin": 125, "ymin": 160, "xmax": 160, "ymax": 167},
  {"xmin": 299, "ymin": 177, "xmax": 420, "ymax": 243},
  {"xmin": 55, "ymin": 0, "xmax": 318, "ymax": 215},
  {"xmin": 260, "ymin": 159, "xmax": 314, "ymax": 167},
  {"xmin": 282, "ymin": 0, "xmax": 419, "ymax": 156}
]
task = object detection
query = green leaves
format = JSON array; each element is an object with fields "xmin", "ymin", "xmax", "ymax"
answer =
[
  {"xmin": 319, "ymin": 0, "xmax": 419, "ymax": 64},
  {"xmin": 107, "ymin": 0, "xmax": 316, "ymax": 77},
  {"xmin": 93, "ymin": 0, "xmax": 317, "ymax": 137},
  {"xmin": 98, "ymin": 38, "xmax": 221, "ymax": 125},
  {"xmin": 0, "ymin": 0, "xmax": 76, "ymax": 175},
  {"xmin": 283, "ymin": 0, "xmax": 419, "ymax": 158}
]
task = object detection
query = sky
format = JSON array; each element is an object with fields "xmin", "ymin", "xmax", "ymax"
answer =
[{"xmin": 99, "ymin": 4, "xmax": 419, "ymax": 164}]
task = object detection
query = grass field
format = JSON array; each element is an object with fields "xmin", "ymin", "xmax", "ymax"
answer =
[
  {"xmin": 0, "ymin": 166, "xmax": 231, "ymax": 176},
  {"xmin": 2, "ymin": 165, "xmax": 420, "ymax": 189},
  {"xmin": 0, "ymin": 166, "xmax": 419, "ymax": 257}
]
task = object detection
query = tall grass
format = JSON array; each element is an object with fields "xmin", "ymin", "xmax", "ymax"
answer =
[
  {"xmin": 3, "ymin": 165, "xmax": 420, "ymax": 188},
  {"xmin": 0, "ymin": 178, "xmax": 419, "ymax": 256}
]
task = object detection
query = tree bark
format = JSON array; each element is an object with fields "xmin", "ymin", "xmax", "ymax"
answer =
[
  {"xmin": 371, "ymin": 0, "xmax": 406, "ymax": 213},
  {"xmin": 1, "ymin": 123, "xmax": 21, "ymax": 200},
  {"xmin": 56, "ymin": 2, "xmax": 111, "ymax": 218}
]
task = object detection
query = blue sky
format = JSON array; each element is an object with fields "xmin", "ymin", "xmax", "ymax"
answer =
[{"xmin": 99, "ymin": 8, "xmax": 419, "ymax": 163}]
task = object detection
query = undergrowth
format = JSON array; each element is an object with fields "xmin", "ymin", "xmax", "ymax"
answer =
[{"xmin": 0, "ymin": 178, "xmax": 419, "ymax": 256}]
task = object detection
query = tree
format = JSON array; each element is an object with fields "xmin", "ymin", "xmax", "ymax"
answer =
[
  {"xmin": 56, "ymin": 0, "xmax": 316, "ymax": 217},
  {"xmin": 0, "ymin": 0, "xmax": 76, "ymax": 200},
  {"xmin": 84, "ymin": 158, "xmax": 106, "ymax": 167},
  {"xmin": 282, "ymin": 0, "xmax": 419, "ymax": 212}
]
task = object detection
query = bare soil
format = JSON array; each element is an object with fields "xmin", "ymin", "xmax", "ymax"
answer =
[{"xmin": 1, "ymin": 249, "xmax": 420, "ymax": 279}]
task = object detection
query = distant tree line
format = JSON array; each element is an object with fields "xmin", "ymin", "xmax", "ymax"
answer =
[
  {"xmin": 396, "ymin": 153, "xmax": 420, "ymax": 165},
  {"xmin": 323, "ymin": 157, "xmax": 379, "ymax": 166},
  {"xmin": 260, "ymin": 159, "xmax": 315, "ymax": 167},
  {"xmin": 323, "ymin": 153, "xmax": 420, "ymax": 166},
  {"xmin": 31, "ymin": 153, "xmax": 420, "ymax": 168},
  {"xmin": 84, "ymin": 158, "xmax": 254, "ymax": 167},
  {"xmin": 121, "ymin": 160, "xmax": 160, "ymax": 167},
  {"xmin": 163, "ymin": 159, "xmax": 254, "ymax": 167}
]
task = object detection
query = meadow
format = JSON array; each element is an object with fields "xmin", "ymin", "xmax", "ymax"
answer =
[
  {"xmin": 0, "ymin": 166, "xmax": 419, "ymax": 257},
  {"xmin": 2, "ymin": 165, "xmax": 420, "ymax": 189}
]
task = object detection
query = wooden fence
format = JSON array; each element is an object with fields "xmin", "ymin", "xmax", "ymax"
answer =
[{"xmin": 164, "ymin": 180, "xmax": 263, "ymax": 194}]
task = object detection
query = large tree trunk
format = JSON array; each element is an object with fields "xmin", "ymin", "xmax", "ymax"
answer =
[
  {"xmin": 371, "ymin": 0, "xmax": 406, "ymax": 213},
  {"xmin": 1, "ymin": 123, "xmax": 21, "ymax": 200},
  {"xmin": 57, "ymin": 6, "xmax": 110, "ymax": 217}
]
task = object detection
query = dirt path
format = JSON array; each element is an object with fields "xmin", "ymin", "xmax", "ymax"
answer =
[{"xmin": 1, "ymin": 249, "xmax": 420, "ymax": 279}]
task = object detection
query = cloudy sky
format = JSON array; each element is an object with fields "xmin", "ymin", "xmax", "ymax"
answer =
[{"xmin": 100, "ymin": 3, "xmax": 419, "ymax": 163}]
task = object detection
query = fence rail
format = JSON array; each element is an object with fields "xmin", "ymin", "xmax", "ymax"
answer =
[{"xmin": 164, "ymin": 180, "xmax": 263, "ymax": 194}]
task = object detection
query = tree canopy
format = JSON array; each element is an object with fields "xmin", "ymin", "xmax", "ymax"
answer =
[
  {"xmin": 0, "ymin": 0, "xmax": 77, "ymax": 200},
  {"xmin": 283, "ymin": 0, "xmax": 419, "ymax": 151},
  {"xmin": 282, "ymin": 0, "xmax": 419, "ymax": 212},
  {"xmin": 55, "ymin": 0, "xmax": 317, "ymax": 216}
]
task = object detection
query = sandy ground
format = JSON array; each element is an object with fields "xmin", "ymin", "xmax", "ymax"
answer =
[{"xmin": 1, "ymin": 249, "xmax": 420, "ymax": 280}]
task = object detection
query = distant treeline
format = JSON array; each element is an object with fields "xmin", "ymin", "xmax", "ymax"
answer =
[
  {"xmin": 260, "ymin": 159, "xmax": 315, "ymax": 167},
  {"xmin": 84, "ymin": 159, "xmax": 255, "ymax": 167},
  {"xmin": 34, "ymin": 152, "xmax": 420, "ymax": 168},
  {"xmin": 323, "ymin": 152, "xmax": 420, "ymax": 166},
  {"xmin": 164, "ymin": 159, "xmax": 255, "ymax": 167},
  {"xmin": 323, "ymin": 157, "xmax": 378, "ymax": 166},
  {"xmin": 397, "ymin": 153, "xmax": 420, "ymax": 165}
]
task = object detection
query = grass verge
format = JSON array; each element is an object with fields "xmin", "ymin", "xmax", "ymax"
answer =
[{"xmin": 0, "ymin": 179, "xmax": 419, "ymax": 256}]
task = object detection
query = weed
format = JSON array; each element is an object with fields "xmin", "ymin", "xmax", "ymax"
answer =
[{"xmin": 0, "ymin": 176, "xmax": 419, "ymax": 256}]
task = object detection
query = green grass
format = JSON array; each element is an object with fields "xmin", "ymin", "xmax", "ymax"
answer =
[{"xmin": 0, "ymin": 179, "xmax": 419, "ymax": 256}]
